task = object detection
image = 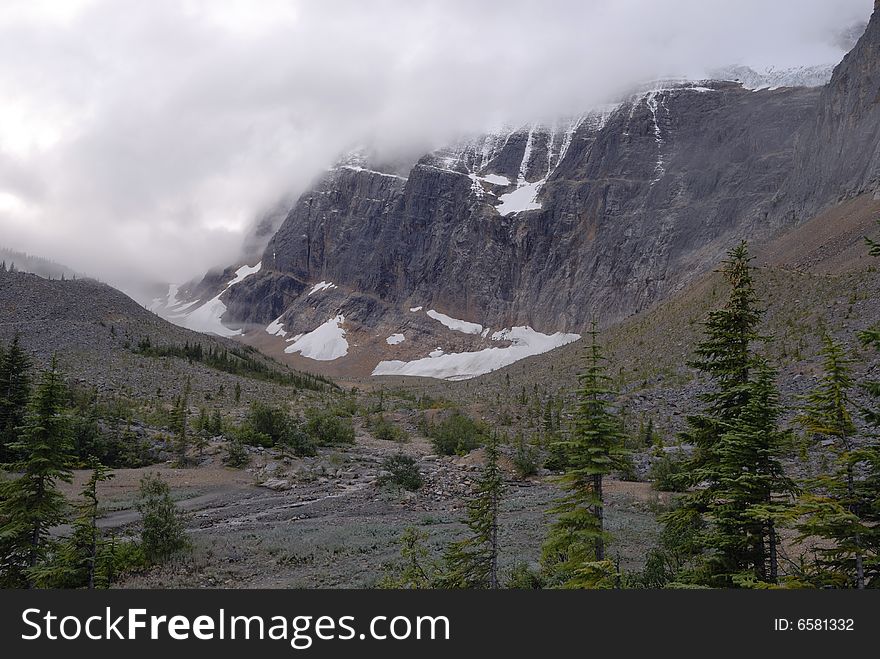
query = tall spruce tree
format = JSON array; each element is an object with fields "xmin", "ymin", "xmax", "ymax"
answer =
[
  {"xmin": 709, "ymin": 359, "xmax": 795, "ymax": 585},
  {"xmin": 663, "ymin": 242, "xmax": 793, "ymax": 586},
  {"xmin": 437, "ymin": 436, "xmax": 504, "ymax": 589},
  {"xmin": 0, "ymin": 336, "xmax": 33, "ymax": 463},
  {"xmin": 71, "ymin": 461, "xmax": 114, "ymax": 588},
  {"xmin": 541, "ymin": 322, "xmax": 626, "ymax": 587},
  {"xmin": 172, "ymin": 379, "xmax": 191, "ymax": 467},
  {"xmin": 796, "ymin": 334, "xmax": 874, "ymax": 588},
  {"xmin": 0, "ymin": 357, "xmax": 72, "ymax": 587}
]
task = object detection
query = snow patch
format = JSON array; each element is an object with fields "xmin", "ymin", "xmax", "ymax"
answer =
[
  {"xmin": 645, "ymin": 91, "xmax": 666, "ymax": 184},
  {"xmin": 308, "ymin": 281, "xmax": 338, "ymax": 296},
  {"xmin": 226, "ymin": 262, "xmax": 261, "ymax": 288},
  {"xmin": 426, "ymin": 309, "xmax": 483, "ymax": 335},
  {"xmin": 496, "ymin": 181, "xmax": 543, "ymax": 215},
  {"xmin": 480, "ymin": 174, "xmax": 510, "ymax": 186},
  {"xmin": 409, "ymin": 306, "xmax": 423, "ymax": 312},
  {"xmin": 372, "ymin": 326, "xmax": 580, "ymax": 381},
  {"xmin": 336, "ymin": 165, "xmax": 408, "ymax": 181},
  {"xmin": 284, "ymin": 315, "xmax": 348, "ymax": 361},
  {"xmin": 178, "ymin": 297, "xmax": 241, "ymax": 337},
  {"xmin": 386, "ymin": 333, "xmax": 405, "ymax": 345},
  {"xmin": 266, "ymin": 315, "xmax": 288, "ymax": 337}
]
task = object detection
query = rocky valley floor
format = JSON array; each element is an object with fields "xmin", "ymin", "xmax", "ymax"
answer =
[{"xmin": 55, "ymin": 429, "xmax": 664, "ymax": 588}]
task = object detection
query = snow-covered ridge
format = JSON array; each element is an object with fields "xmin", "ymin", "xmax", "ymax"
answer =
[{"xmin": 372, "ymin": 325, "xmax": 581, "ymax": 381}]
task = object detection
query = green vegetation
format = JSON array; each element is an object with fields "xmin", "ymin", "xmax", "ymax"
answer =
[
  {"xmin": 425, "ymin": 411, "xmax": 488, "ymax": 456},
  {"xmin": 377, "ymin": 454, "xmax": 423, "ymax": 491},
  {"xmin": 436, "ymin": 437, "xmax": 504, "ymax": 588},
  {"xmin": 303, "ymin": 408, "xmax": 355, "ymax": 446},
  {"xmin": 134, "ymin": 337, "xmax": 335, "ymax": 391},
  {"xmin": 542, "ymin": 322, "xmax": 627, "ymax": 587},
  {"xmin": 662, "ymin": 243, "xmax": 794, "ymax": 587},
  {"xmin": 136, "ymin": 473, "xmax": 189, "ymax": 565}
]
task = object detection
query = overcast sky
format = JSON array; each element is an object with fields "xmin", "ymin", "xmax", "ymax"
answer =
[{"xmin": 0, "ymin": 0, "xmax": 874, "ymax": 296}]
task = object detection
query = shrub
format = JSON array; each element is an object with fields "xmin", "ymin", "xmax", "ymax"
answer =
[
  {"xmin": 649, "ymin": 452, "xmax": 689, "ymax": 492},
  {"xmin": 245, "ymin": 401, "xmax": 289, "ymax": 444},
  {"xmin": 304, "ymin": 409, "xmax": 355, "ymax": 445},
  {"xmin": 223, "ymin": 438, "xmax": 250, "ymax": 468},
  {"xmin": 505, "ymin": 562, "xmax": 544, "ymax": 589},
  {"xmin": 136, "ymin": 473, "xmax": 189, "ymax": 564},
  {"xmin": 377, "ymin": 454, "xmax": 423, "ymax": 491},
  {"xmin": 370, "ymin": 415, "xmax": 407, "ymax": 442},
  {"xmin": 427, "ymin": 411, "xmax": 487, "ymax": 456},
  {"xmin": 278, "ymin": 423, "xmax": 317, "ymax": 457},
  {"xmin": 512, "ymin": 435, "xmax": 539, "ymax": 479}
]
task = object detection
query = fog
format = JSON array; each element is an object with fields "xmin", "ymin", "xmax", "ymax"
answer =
[{"xmin": 0, "ymin": 0, "xmax": 873, "ymax": 297}]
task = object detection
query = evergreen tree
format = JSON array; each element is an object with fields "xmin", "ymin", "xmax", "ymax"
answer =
[
  {"xmin": 708, "ymin": 360, "xmax": 795, "ymax": 585},
  {"xmin": 136, "ymin": 473, "xmax": 188, "ymax": 564},
  {"xmin": 377, "ymin": 527, "xmax": 437, "ymax": 589},
  {"xmin": 437, "ymin": 436, "xmax": 504, "ymax": 588},
  {"xmin": 0, "ymin": 357, "xmax": 72, "ymax": 587},
  {"xmin": 209, "ymin": 408, "xmax": 223, "ymax": 436},
  {"xmin": 36, "ymin": 460, "xmax": 114, "ymax": 588},
  {"xmin": 74, "ymin": 461, "xmax": 114, "ymax": 588},
  {"xmin": 662, "ymin": 242, "xmax": 777, "ymax": 586},
  {"xmin": 0, "ymin": 336, "xmax": 33, "ymax": 463},
  {"xmin": 795, "ymin": 334, "xmax": 874, "ymax": 588},
  {"xmin": 172, "ymin": 380, "xmax": 191, "ymax": 467},
  {"xmin": 542, "ymin": 322, "xmax": 626, "ymax": 587}
]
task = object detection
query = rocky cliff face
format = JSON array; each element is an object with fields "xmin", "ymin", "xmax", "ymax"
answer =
[
  {"xmin": 777, "ymin": 4, "xmax": 880, "ymax": 220},
  {"xmin": 226, "ymin": 81, "xmax": 819, "ymax": 330},
  {"xmin": 168, "ymin": 7, "xmax": 879, "ymax": 379}
]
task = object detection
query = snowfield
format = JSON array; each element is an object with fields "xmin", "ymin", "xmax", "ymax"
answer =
[
  {"xmin": 372, "ymin": 325, "xmax": 580, "ymax": 380},
  {"xmin": 284, "ymin": 315, "xmax": 348, "ymax": 361},
  {"xmin": 426, "ymin": 309, "xmax": 483, "ymax": 335},
  {"xmin": 266, "ymin": 314, "xmax": 288, "ymax": 337},
  {"xmin": 496, "ymin": 180, "xmax": 543, "ymax": 215},
  {"xmin": 386, "ymin": 333, "xmax": 405, "ymax": 345}
]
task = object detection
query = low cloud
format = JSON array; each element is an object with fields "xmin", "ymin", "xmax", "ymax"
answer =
[{"xmin": 0, "ymin": 0, "xmax": 873, "ymax": 295}]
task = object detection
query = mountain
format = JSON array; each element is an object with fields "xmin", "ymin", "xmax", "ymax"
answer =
[{"xmin": 159, "ymin": 5, "xmax": 880, "ymax": 381}]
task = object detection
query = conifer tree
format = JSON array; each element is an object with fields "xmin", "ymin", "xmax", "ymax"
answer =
[
  {"xmin": 0, "ymin": 357, "xmax": 72, "ymax": 587},
  {"xmin": 542, "ymin": 322, "xmax": 626, "ymax": 587},
  {"xmin": 36, "ymin": 460, "xmax": 114, "ymax": 588},
  {"xmin": 437, "ymin": 436, "xmax": 504, "ymax": 588},
  {"xmin": 172, "ymin": 380, "xmax": 191, "ymax": 467},
  {"xmin": 0, "ymin": 336, "xmax": 33, "ymax": 463},
  {"xmin": 796, "ymin": 334, "xmax": 874, "ymax": 588},
  {"xmin": 709, "ymin": 359, "xmax": 794, "ymax": 585},
  {"xmin": 136, "ymin": 473, "xmax": 188, "ymax": 564},
  {"xmin": 72, "ymin": 461, "xmax": 114, "ymax": 588},
  {"xmin": 662, "ymin": 242, "xmax": 792, "ymax": 586}
]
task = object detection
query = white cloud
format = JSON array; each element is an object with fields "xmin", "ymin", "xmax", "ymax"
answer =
[{"xmin": 0, "ymin": 0, "xmax": 873, "ymax": 294}]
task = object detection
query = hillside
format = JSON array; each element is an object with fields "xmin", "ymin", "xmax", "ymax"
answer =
[{"xmin": 0, "ymin": 269, "xmax": 333, "ymax": 403}]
